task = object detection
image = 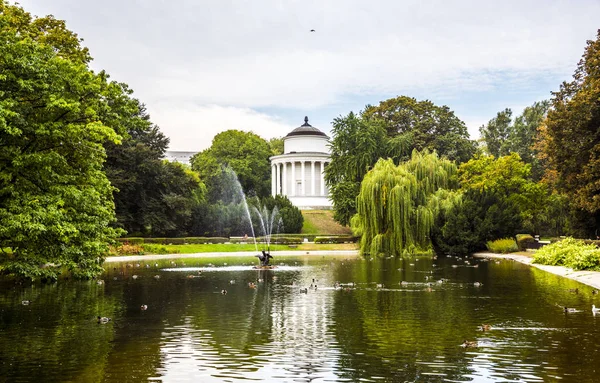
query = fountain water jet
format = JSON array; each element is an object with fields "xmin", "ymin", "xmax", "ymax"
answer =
[
  {"xmin": 251, "ymin": 204, "xmax": 283, "ymax": 268},
  {"xmin": 219, "ymin": 166, "xmax": 284, "ymax": 267}
]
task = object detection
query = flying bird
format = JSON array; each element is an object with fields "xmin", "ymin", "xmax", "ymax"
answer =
[{"xmin": 310, "ymin": 29, "xmax": 315, "ymax": 32}]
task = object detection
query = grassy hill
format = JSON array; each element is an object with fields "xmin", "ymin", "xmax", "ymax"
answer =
[{"xmin": 301, "ymin": 210, "xmax": 352, "ymax": 235}]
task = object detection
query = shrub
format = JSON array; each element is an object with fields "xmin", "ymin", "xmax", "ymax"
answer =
[
  {"xmin": 486, "ymin": 238, "xmax": 518, "ymax": 253},
  {"xmin": 141, "ymin": 244, "xmax": 177, "ymax": 254},
  {"xmin": 433, "ymin": 189, "xmax": 523, "ymax": 256},
  {"xmin": 582, "ymin": 239, "xmax": 600, "ymax": 247},
  {"xmin": 183, "ymin": 237, "xmax": 208, "ymax": 244},
  {"xmin": 204, "ymin": 237, "xmax": 229, "ymax": 244},
  {"xmin": 515, "ymin": 234, "xmax": 535, "ymax": 250},
  {"xmin": 143, "ymin": 237, "xmax": 167, "ymax": 244},
  {"xmin": 265, "ymin": 236, "xmax": 302, "ymax": 244},
  {"xmin": 533, "ymin": 237, "xmax": 600, "ymax": 270},
  {"xmin": 114, "ymin": 244, "xmax": 144, "ymax": 255},
  {"xmin": 569, "ymin": 248, "xmax": 600, "ymax": 271}
]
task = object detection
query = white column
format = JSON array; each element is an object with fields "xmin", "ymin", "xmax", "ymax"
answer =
[
  {"xmin": 291, "ymin": 161, "xmax": 296, "ymax": 197},
  {"xmin": 271, "ymin": 164, "xmax": 276, "ymax": 197},
  {"xmin": 275, "ymin": 163, "xmax": 281, "ymax": 195},
  {"xmin": 282, "ymin": 162, "xmax": 287, "ymax": 196},
  {"xmin": 311, "ymin": 161, "xmax": 315, "ymax": 196},
  {"xmin": 320, "ymin": 161, "xmax": 325, "ymax": 196},
  {"xmin": 301, "ymin": 161, "xmax": 306, "ymax": 196}
]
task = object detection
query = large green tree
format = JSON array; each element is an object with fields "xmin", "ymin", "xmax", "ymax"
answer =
[
  {"xmin": 479, "ymin": 100, "xmax": 550, "ymax": 179},
  {"xmin": 0, "ymin": 8, "xmax": 121, "ymax": 280},
  {"xmin": 0, "ymin": 1, "xmax": 91, "ymax": 65},
  {"xmin": 351, "ymin": 150, "xmax": 458, "ymax": 257},
  {"xmin": 457, "ymin": 153, "xmax": 547, "ymax": 232},
  {"xmin": 363, "ymin": 96, "xmax": 476, "ymax": 163},
  {"xmin": 479, "ymin": 108, "xmax": 513, "ymax": 158},
  {"xmin": 192, "ymin": 130, "xmax": 272, "ymax": 199},
  {"xmin": 510, "ymin": 101, "xmax": 550, "ymax": 166},
  {"xmin": 103, "ymin": 102, "xmax": 203, "ymax": 237},
  {"xmin": 543, "ymin": 30, "xmax": 600, "ymax": 215},
  {"xmin": 326, "ymin": 97, "xmax": 475, "ymax": 226},
  {"xmin": 325, "ymin": 113, "xmax": 393, "ymax": 225}
]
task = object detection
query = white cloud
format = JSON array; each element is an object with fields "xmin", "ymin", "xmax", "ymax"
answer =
[
  {"xmin": 148, "ymin": 104, "xmax": 294, "ymax": 151},
  {"xmin": 16, "ymin": 0, "xmax": 600, "ymax": 147}
]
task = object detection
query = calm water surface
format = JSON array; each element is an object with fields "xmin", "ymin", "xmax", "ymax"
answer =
[{"xmin": 1, "ymin": 254, "xmax": 599, "ymax": 382}]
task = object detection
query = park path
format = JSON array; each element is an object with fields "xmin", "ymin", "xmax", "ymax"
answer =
[{"xmin": 474, "ymin": 252, "xmax": 600, "ymax": 290}]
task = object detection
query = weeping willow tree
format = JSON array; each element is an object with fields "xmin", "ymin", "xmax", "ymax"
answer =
[{"xmin": 351, "ymin": 150, "xmax": 459, "ymax": 257}]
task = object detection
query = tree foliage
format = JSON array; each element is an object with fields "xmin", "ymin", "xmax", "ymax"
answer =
[
  {"xmin": 542, "ymin": 29, "xmax": 600, "ymax": 214},
  {"xmin": 0, "ymin": 6, "xmax": 121, "ymax": 280},
  {"xmin": 433, "ymin": 153, "xmax": 553, "ymax": 254},
  {"xmin": 325, "ymin": 113, "xmax": 392, "ymax": 225},
  {"xmin": 250, "ymin": 195, "xmax": 304, "ymax": 234},
  {"xmin": 0, "ymin": 2, "xmax": 204, "ymax": 280},
  {"xmin": 103, "ymin": 102, "xmax": 203, "ymax": 237},
  {"xmin": 351, "ymin": 150, "xmax": 458, "ymax": 257},
  {"xmin": 363, "ymin": 96, "xmax": 476, "ymax": 163},
  {"xmin": 326, "ymin": 97, "xmax": 475, "ymax": 226},
  {"xmin": 0, "ymin": 1, "xmax": 91, "ymax": 65},
  {"xmin": 268, "ymin": 137, "xmax": 284, "ymax": 156},
  {"xmin": 510, "ymin": 101, "xmax": 550, "ymax": 174},
  {"xmin": 479, "ymin": 109, "xmax": 513, "ymax": 158},
  {"xmin": 479, "ymin": 101, "xmax": 550, "ymax": 179},
  {"xmin": 433, "ymin": 189, "xmax": 523, "ymax": 255},
  {"xmin": 188, "ymin": 166, "xmax": 302, "ymax": 237},
  {"xmin": 192, "ymin": 130, "xmax": 272, "ymax": 199}
]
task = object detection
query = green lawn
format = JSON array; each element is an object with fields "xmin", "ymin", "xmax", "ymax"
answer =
[
  {"xmin": 301, "ymin": 210, "xmax": 352, "ymax": 235},
  {"xmin": 118, "ymin": 242, "xmax": 359, "ymax": 256}
]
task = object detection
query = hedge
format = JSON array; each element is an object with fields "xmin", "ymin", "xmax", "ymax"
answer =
[
  {"xmin": 314, "ymin": 235, "xmax": 358, "ymax": 244},
  {"xmin": 117, "ymin": 235, "xmax": 358, "ymax": 245},
  {"xmin": 515, "ymin": 234, "xmax": 536, "ymax": 250},
  {"xmin": 118, "ymin": 237, "xmax": 230, "ymax": 245}
]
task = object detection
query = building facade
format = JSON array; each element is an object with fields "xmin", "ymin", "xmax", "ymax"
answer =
[
  {"xmin": 270, "ymin": 117, "xmax": 332, "ymax": 209},
  {"xmin": 164, "ymin": 151, "xmax": 197, "ymax": 165}
]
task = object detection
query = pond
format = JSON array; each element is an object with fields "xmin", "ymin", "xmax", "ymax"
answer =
[{"xmin": 1, "ymin": 254, "xmax": 599, "ymax": 382}]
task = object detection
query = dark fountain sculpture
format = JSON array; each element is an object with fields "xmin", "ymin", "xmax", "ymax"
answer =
[{"xmin": 254, "ymin": 250, "xmax": 274, "ymax": 269}]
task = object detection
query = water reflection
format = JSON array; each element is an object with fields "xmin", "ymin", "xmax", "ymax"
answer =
[{"xmin": 0, "ymin": 255, "xmax": 599, "ymax": 382}]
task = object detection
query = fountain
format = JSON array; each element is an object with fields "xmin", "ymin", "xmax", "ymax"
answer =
[
  {"xmin": 219, "ymin": 166, "xmax": 283, "ymax": 268},
  {"xmin": 251, "ymin": 204, "xmax": 283, "ymax": 269},
  {"xmin": 255, "ymin": 250, "xmax": 273, "ymax": 267}
]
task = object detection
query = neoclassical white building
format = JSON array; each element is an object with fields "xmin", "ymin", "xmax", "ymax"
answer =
[{"xmin": 270, "ymin": 117, "xmax": 332, "ymax": 209}]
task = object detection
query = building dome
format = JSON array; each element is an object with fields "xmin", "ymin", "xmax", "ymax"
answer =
[
  {"xmin": 285, "ymin": 117, "xmax": 328, "ymax": 138},
  {"xmin": 270, "ymin": 116, "xmax": 332, "ymax": 209}
]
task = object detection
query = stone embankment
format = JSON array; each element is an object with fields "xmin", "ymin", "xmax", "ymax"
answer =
[{"xmin": 474, "ymin": 252, "xmax": 600, "ymax": 290}]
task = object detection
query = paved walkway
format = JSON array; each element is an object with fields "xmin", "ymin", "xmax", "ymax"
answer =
[
  {"xmin": 473, "ymin": 252, "xmax": 600, "ymax": 290},
  {"xmin": 104, "ymin": 250, "xmax": 360, "ymax": 263}
]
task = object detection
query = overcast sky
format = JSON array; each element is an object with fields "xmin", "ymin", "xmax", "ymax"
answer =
[{"xmin": 17, "ymin": 0, "xmax": 600, "ymax": 151}]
